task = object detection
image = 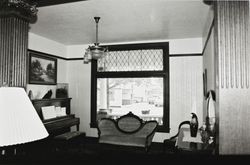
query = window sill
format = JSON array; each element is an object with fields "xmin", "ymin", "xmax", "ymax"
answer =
[{"xmin": 90, "ymin": 122, "xmax": 169, "ymax": 133}]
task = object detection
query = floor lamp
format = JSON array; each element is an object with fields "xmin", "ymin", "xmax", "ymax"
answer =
[{"xmin": 0, "ymin": 87, "xmax": 49, "ymax": 156}]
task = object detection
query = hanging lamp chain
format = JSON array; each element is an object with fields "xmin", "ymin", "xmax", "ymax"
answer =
[{"xmin": 94, "ymin": 17, "xmax": 100, "ymax": 46}]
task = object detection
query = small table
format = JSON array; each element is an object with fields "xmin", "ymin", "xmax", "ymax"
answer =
[{"xmin": 176, "ymin": 127, "xmax": 214, "ymax": 154}]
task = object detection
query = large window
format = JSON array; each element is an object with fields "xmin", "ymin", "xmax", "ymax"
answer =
[{"xmin": 91, "ymin": 42, "xmax": 169, "ymax": 132}]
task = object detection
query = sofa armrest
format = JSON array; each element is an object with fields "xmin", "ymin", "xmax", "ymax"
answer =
[
  {"xmin": 136, "ymin": 121, "xmax": 158, "ymax": 136},
  {"xmin": 134, "ymin": 121, "xmax": 158, "ymax": 146},
  {"xmin": 146, "ymin": 132, "xmax": 155, "ymax": 147}
]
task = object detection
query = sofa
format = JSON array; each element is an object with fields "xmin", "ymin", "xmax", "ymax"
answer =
[{"xmin": 97, "ymin": 112, "xmax": 158, "ymax": 152}]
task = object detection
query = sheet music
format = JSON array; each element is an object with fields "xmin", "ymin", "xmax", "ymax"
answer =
[
  {"xmin": 41, "ymin": 106, "xmax": 57, "ymax": 120},
  {"xmin": 61, "ymin": 107, "xmax": 66, "ymax": 116},
  {"xmin": 55, "ymin": 106, "xmax": 62, "ymax": 117}
]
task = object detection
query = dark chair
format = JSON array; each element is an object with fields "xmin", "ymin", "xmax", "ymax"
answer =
[{"xmin": 163, "ymin": 121, "xmax": 190, "ymax": 153}]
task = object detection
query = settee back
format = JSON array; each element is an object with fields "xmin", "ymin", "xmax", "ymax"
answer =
[
  {"xmin": 117, "ymin": 112, "xmax": 143, "ymax": 133},
  {"xmin": 97, "ymin": 112, "xmax": 158, "ymax": 137}
]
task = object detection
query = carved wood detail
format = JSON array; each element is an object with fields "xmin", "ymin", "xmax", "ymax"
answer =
[{"xmin": 0, "ymin": 0, "xmax": 37, "ymax": 23}]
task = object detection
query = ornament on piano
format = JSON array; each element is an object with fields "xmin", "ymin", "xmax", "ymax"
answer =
[{"xmin": 42, "ymin": 89, "xmax": 52, "ymax": 99}]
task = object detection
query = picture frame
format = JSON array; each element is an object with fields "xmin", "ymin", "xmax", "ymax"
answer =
[
  {"xmin": 203, "ymin": 68, "xmax": 207, "ymax": 98},
  {"xmin": 28, "ymin": 50, "xmax": 57, "ymax": 85},
  {"xmin": 56, "ymin": 83, "xmax": 69, "ymax": 98}
]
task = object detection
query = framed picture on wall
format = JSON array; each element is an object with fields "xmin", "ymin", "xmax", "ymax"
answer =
[
  {"xmin": 203, "ymin": 68, "xmax": 207, "ymax": 98},
  {"xmin": 28, "ymin": 50, "xmax": 57, "ymax": 85}
]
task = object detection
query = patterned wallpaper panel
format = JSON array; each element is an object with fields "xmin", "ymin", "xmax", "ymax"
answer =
[
  {"xmin": 169, "ymin": 56, "xmax": 203, "ymax": 135},
  {"xmin": 0, "ymin": 17, "xmax": 29, "ymax": 87}
]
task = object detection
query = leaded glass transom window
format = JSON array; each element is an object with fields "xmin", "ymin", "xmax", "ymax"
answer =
[{"xmin": 98, "ymin": 49, "xmax": 163, "ymax": 72}]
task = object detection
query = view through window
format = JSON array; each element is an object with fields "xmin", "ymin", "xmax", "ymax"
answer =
[{"xmin": 97, "ymin": 78, "xmax": 163, "ymax": 125}]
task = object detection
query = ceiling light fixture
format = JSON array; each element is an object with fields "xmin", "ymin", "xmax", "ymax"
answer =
[{"xmin": 83, "ymin": 17, "xmax": 108, "ymax": 64}]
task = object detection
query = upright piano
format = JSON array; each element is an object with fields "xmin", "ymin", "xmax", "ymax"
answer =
[{"xmin": 31, "ymin": 98, "xmax": 80, "ymax": 136}]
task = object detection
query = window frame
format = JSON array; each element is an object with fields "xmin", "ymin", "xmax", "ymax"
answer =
[{"xmin": 90, "ymin": 42, "xmax": 169, "ymax": 132}]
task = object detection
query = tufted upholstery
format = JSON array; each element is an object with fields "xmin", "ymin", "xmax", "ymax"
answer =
[
  {"xmin": 97, "ymin": 112, "xmax": 158, "ymax": 151},
  {"xmin": 117, "ymin": 117, "xmax": 141, "ymax": 132}
]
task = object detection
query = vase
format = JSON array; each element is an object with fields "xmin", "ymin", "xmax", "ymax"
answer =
[
  {"xmin": 28, "ymin": 90, "xmax": 34, "ymax": 99},
  {"xmin": 190, "ymin": 123, "xmax": 198, "ymax": 137},
  {"xmin": 190, "ymin": 113, "xmax": 198, "ymax": 137}
]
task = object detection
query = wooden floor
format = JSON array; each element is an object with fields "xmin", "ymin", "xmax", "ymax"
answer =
[{"xmin": 0, "ymin": 137, "xmax": 246, "ymax": 164}]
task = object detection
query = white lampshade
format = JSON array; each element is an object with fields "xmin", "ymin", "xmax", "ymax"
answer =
[{"xmin": 0, "ymin": 87, "xmax": 49, "ymax": 147}]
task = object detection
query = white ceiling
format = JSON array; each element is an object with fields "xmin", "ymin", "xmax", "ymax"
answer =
[{"xmin": 29, "ymin": 0, "xmax": 210, "ymax": 45}]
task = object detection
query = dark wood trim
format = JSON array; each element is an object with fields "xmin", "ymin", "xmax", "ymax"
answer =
[
  {"xmin": 66, "ymin": 54, "xmax": 202, "ymax": 60},
  {"xmin": 202, "ymin": 19, "xmax": 214, "ymax": 55},
  {"xmin": 66, "ymin": 58, "xmax": 83, "ymax": 61},
  {"xmin": 163, "ymin": 44, "xmax": 170, "ymax": 132},
  {"xmin": 28, "ymin": 49, "xmax": 68, "ymax": 60},
  {"xmin": 102, "ymin": 42, "xmax": 169, "ymax": 51},
  {"xmin": 28, "ymin": 49, "xmax": 202, "ymax": 61},
  {"xmin": 90, "ymin": 60, "xmax": 97, "ymax": 128},
  {"xmin": 169, "ymin": 53, "xmax": 202, "ymax": 57},
  {"xmin": 96, "ymin": 71, "xmax": 167, "ymax": 78},
  {"xmin": 28, "ymin": 49, "xmax": 85, "ymax": 61},
  {"xmin": 35, "ymin": 0, "xmax": 87, "ymax": 7},
  {"xmin": 90, "ymin": 42, "xmax": 170, "ymax": 133}
]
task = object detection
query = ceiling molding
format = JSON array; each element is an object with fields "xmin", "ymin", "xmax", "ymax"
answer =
[
  {"xmin": 203, "ymin": 0, "xmax": 213, "ymax": 6},
  {"xmin": 34, "ymin": 0, "xmax": 87, "ymax": 7}
]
